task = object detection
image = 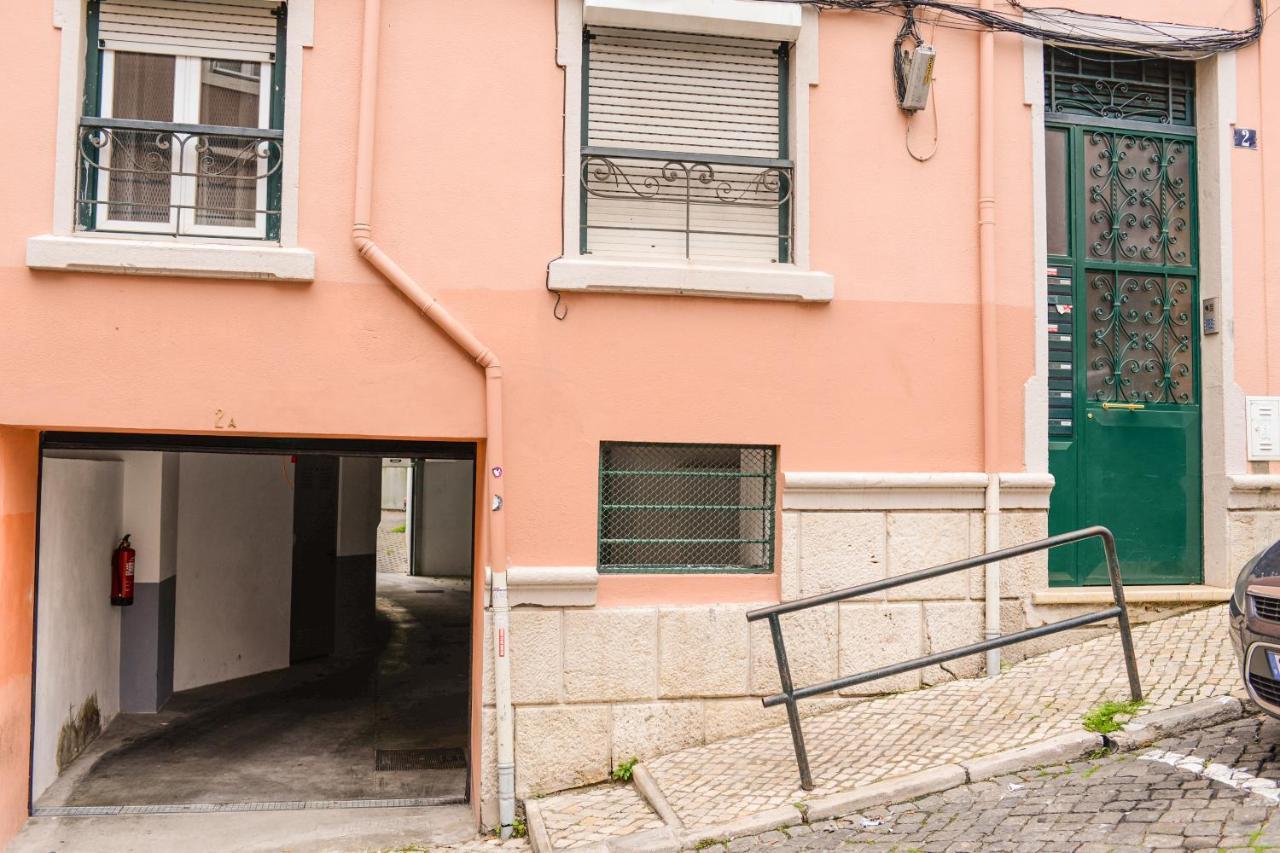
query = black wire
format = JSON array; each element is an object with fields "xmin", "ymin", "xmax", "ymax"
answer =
[
  {"xmin": 755, "ymin": 0, "xmax": 1264, "ymax": 58},
  {"xmin": 892, "ymin": 4, "xmax": 921, "ymax": 103}
]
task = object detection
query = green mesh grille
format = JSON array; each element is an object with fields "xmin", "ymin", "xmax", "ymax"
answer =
[
  {"xmin": 1044, "ymin": 47, "xmax": 1195, "ymax": 127},
  {"xmin": 598, "ymin": 442, "xmax": 776, "ymax": 574}
]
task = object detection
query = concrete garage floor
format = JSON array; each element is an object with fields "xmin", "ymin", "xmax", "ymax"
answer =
[
  {"xmin": 11, "ymin": 804, "xmax": 479, "ymax": 853},
  {"xmin": 35, "ymin": 573, "xmax": 472, "ymax": 810}
]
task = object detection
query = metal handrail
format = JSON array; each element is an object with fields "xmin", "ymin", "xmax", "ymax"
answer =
[{"xmin": 746, "ymin": 525, "xmax": 1142, "ymax": 790}]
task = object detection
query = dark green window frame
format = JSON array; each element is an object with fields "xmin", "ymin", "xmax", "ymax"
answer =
[
  {"xmin": 579, "ymin": 29, "xmax": 793, "ymax": 264},
  {"xmin": 597, "ymin": 442, "xmax": 777, "ymax": 574},
  {"xmin": 78, "ymin": 0, "xmax": 287, "ymax": 240}
]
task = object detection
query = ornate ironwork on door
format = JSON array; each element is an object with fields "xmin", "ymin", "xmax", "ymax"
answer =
[
  {"xmin": 1083, "ymin": 131, "xmax": 1191, "ymax": 265},
  {"xmin": 1044, "ymin": 46, "xmax": 1202, "ymax": 588},
  {"xmin": 1085, "ymin": 272, "xmax": 1193, "ymax": 404}
]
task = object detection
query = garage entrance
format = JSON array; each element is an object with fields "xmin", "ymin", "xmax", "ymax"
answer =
[{"xmin": 28, "ymin": 433, "xmax": 477, "ymax": 814}]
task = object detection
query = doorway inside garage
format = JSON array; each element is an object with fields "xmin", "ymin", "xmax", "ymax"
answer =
[{"xmin": 28, "ymin": 433, "xmax": 477, "ymax": 814}]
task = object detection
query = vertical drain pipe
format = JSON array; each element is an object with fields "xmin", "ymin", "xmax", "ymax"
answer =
[
  {"xmin": 978, "ymin": 0, "xmax": 1002, "ymax": 678},
  {"xmin": 352, "ymin": 0, "xmax": 516, "ymax": 834}
]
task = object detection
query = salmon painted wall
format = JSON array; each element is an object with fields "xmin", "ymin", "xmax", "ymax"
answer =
[
  {"xmin": 0, "ymin": 0, "xmax": 1273, "ymax": 842},
  {"xmin": 1, "ymin": 1, "xmax": 1028, "ymax": 567},
  {"xmin": 0, "ymin": 429, "xmax": 39, "ymax": 842},
  {"xmin": 0, "ymin": 0, "xmax": 1272, "ymax": 576}
]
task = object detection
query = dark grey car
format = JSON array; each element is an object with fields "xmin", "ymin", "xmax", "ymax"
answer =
[{"xmin": 1230, "ymin": 539, "xmax": 1280, "ymax": 715}]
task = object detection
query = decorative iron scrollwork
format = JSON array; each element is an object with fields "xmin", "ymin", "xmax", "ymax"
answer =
[
  {"xmin": 582, "ymin": 155, "xmax": 792, "ymax": 208},
  {"xmin": 580, "ymin": 150, "xmax": 793, "ymax": 262},
  {"xmin": 1087, "ymin": 272, "xmax": 1193, "ymax": 404},
  {"xmin": 75, "ymin": 119, "xmax": 282, "ymax": 237},
  {"xmin": 1085, "ymin": 131, "xmax": 1191, "ymax": 266},
  {"xmin": 1056, "ymin": 81, "xmax": 1172, "ymax": 124}
]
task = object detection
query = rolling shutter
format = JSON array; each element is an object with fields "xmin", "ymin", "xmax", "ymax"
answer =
[
  {"xmin": 586, "ymin": 27, "xmax": 784, "ymax": 158},
  {"xmin": 582, "ymin": 27, "xmax": 790, "ymax": 264},
  {"xmin": 98, "ymin": 0, "xmax": 282, "ymax": 63}
]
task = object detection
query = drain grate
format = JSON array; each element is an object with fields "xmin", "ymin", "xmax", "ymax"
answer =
[
  {"xmin": 375, "ymin": 747, "xmax": 467, "ymax": 771},
  {"xmin": 31, "ymin": 796, "xmax": 465, "ymax": 817},
  {"xmin": 414, "ymin": 589, "xmax": 445, "ymax": 594}
]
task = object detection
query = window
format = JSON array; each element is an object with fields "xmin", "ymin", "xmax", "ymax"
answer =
[
  {"xmin": 581, "ymin": 28, "xmax": 792, "ymax": 264},
  {"xmin": 597, "ymin": 442, "xmax": 776, "ymax": 573},
  {"xmin": 77, "ymin": 0, "xmax": 285, "ymax": 240}
]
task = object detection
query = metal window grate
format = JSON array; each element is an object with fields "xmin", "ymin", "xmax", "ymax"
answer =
[
  {"xmin": 598, "ymin": 442, "xmax": 776, "ymax": 574},
  {"xmin": 1044, "ymin": 47, "xmax": 1194, "ymax": 127}
]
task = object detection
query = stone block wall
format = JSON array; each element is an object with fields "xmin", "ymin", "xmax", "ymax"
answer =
[
  {"xmin": 1227, "ymin": 477, "xmax": 1280, "ymax": 573},
  {"xmin": 478, "ymin": 475, "xmax": 1060, "ymax": 824}
]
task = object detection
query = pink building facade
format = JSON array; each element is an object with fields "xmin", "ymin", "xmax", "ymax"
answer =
[{"xmin": 1, "ymin": 0, "xmax": 1278, "ymax": 841}]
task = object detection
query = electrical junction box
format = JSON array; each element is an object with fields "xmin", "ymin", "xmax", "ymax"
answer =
[
  {"xmin": 900, "ymin": 44, "xmax": 936, "ymax": 112},
  {"xmin": 1247, "ymin": 396, "xmax": 1280, "ymax": 461}
]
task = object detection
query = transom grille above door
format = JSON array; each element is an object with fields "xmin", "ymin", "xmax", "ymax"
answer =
[{"xmin": 1044, "ymin": 46, "xmax": 1194, "ymax": 127}]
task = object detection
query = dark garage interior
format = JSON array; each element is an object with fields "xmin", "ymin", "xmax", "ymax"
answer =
[{"xmin": 29, "ymin": 434, "xmax": 476, "ymax": 813}]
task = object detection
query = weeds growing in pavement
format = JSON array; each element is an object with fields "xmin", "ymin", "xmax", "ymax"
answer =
[{"xmin": 1081, "ymin": 699, "xmax": 1145, "ymax": 734}]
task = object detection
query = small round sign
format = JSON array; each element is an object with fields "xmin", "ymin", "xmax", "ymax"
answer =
[{"xmin": 492, "ymin": 466, "xmax": 504, "ymax": 479}]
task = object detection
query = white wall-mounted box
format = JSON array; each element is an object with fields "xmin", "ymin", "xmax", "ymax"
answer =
[{"xmin": 1247, "ymin": 396, "xmax": 1280, "ymax": 461}]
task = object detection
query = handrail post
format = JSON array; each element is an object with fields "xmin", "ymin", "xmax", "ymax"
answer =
[
  {"xmin": 1101, "ymin": 529, "xmax": 1143, "ymax": 702},
  {"xmin": 750, "ymin": 526, "xmax": 1142, "ymax": 789},
  {"xmin": 768, "ymin": 614, "xmax": 813, "ymax": 791}
]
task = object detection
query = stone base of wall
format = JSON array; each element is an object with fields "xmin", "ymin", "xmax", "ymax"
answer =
[{"xmin": 477, "ymin": 471, "xmax": 1244, "ymax": 825}]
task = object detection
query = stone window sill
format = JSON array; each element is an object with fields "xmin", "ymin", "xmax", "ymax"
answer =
[
  {"xmin": 548, "ymin": 256, "xmax": 833, "ymax": 302},
  {"xmin": 1032, "ymin": 585, "xmax": 1232, "ymax": 605},
  {"xmin": 486, "ymin": 566, "xmax": 599, "ymax": 608},
  {"xmin": 26, "ymin": 234, "xmax": 315, "ymax": 282}
]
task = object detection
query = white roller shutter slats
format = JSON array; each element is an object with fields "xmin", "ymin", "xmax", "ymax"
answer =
[
  {"xmin": 98, "ymin": 0, "xmax": 281, "ymax": 63},
  {"xmin": 583, "ymin": 27, "xmax": 790, "ymax": 264}
]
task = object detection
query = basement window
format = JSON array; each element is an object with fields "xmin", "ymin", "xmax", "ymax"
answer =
[{"xmin": 597, "ymin": 442, "xmax": 776, "ymax": 574}]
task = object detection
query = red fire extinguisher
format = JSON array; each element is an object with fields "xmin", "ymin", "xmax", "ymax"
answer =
[{"xmin": 111, "ymin": 535, "xmax": 135, "ymax": 606}]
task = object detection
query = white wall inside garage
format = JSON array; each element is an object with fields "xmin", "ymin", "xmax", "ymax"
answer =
[
  {"xmin": 33, "ymin": 457, "xmax": 124, "ymax": 801},
  {"xmin": 173, "ymin": 453, "xmax": 294, "ymax": 691},
  {"xmin": 414, "ymin": 459, "xmax": 474, "ymax": 577}
]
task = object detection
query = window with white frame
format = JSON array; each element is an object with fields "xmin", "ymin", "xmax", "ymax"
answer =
[
  {"xmin": 580, "ymin": 27, "xmax": 792, "ymax": 264},
  {"xmin": 77, "ymin": 0, "xmax": 285, "ymax": 240}
]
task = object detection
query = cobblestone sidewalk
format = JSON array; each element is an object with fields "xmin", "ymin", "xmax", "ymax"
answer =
[
  {"xmin": 734, "ymin": 712, "xmax": 1280, "ymax": 852},
  {"xmin": 529, "ymin": 605, "xmax": 1239, "ymax": 851},
  {"xmin": 378, "ymin": 510, "xmax": 409, "ymax": 574}
]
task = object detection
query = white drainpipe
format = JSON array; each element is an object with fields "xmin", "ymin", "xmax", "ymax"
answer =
[{"xmin": 984, "ymin": 475, "xmax": 1001, "ymax": 678}]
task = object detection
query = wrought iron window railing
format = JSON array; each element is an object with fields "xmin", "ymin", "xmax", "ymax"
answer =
[
  {"xmin": 76, "ymin": 117, "xmax": 283, "ymax": 240},
  {"xmin": 580, "ymin": 147, "xmax": 793, "ymax": 264}
]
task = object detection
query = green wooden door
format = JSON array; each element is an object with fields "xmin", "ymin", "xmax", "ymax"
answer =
[{"xmin": 1046, "ymin": 120, "xmax": 1202, "ymax": 586}]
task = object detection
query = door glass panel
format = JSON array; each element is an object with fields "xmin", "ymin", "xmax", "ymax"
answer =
[
  {"xmin": 1046, "ymin": 128, "xmax": 1069, "ymax": 256},
  {"xmin": 108, "ymin": 52, "xmax": 175, "ymax": 223},
  {"xmin": 1083, "ymin": 131, "xmax": 1192, "ymax": 264},
  {"xmin": 196, "ymin": 60, "xmax": 263, "ymax": 227},
  {"xmin": 1086, "ymin": 271, "xmax": 1194, "ymax": 404}
]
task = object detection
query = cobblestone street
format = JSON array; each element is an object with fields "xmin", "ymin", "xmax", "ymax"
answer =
[
  {"xmin": 531, "ymin": 606, "xmax": 1239, "ymax": 849},
  {"xmin": 729, "ymin": 712, "xmax": 1280, "ymax": 853}
]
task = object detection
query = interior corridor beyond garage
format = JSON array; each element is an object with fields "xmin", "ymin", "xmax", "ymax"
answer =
[{"xmin": 35, "ymin": 570, "xmax": 471, "ymax": 810}]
